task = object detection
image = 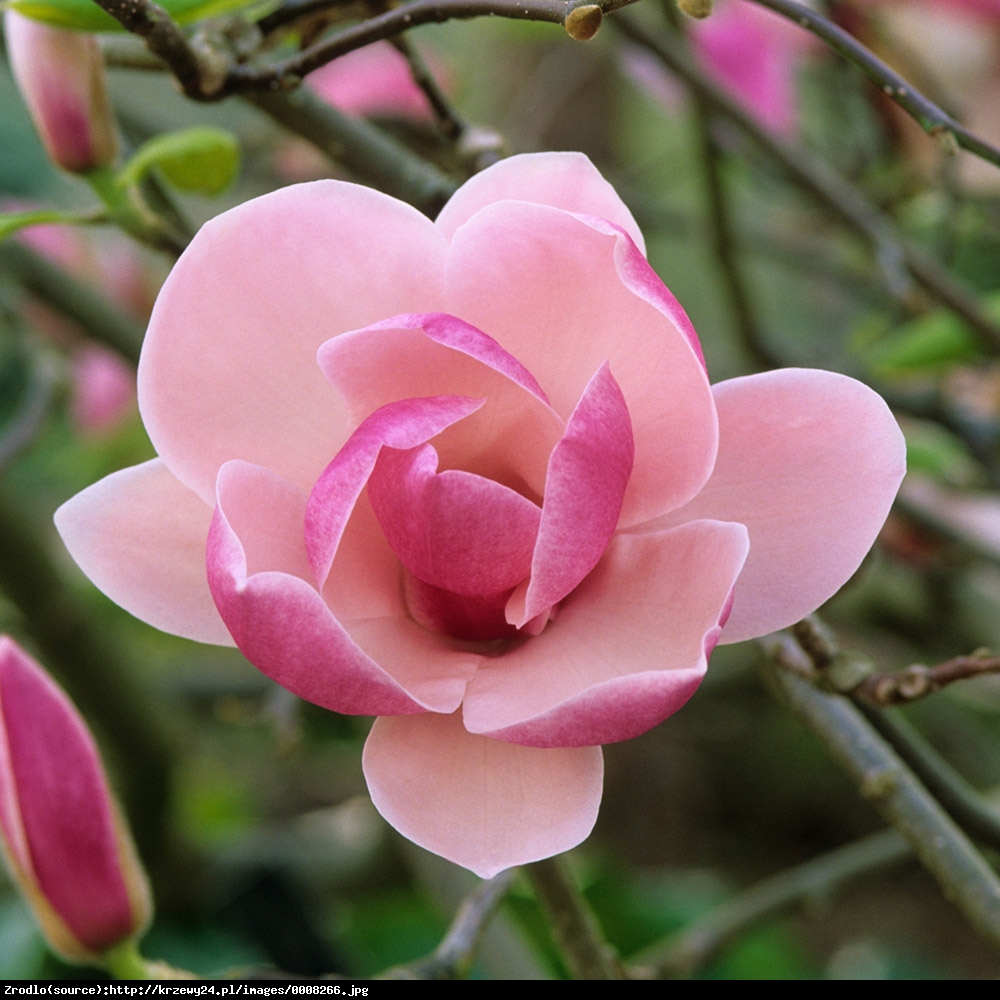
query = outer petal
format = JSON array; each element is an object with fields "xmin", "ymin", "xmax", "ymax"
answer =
[
  {"xmin": 363, "ymin": 711, "xmax": 603, "ymax": 878},
  {"xmin": 138, "ymin": 182, "xmax": 448, "ymax": 502},
  {"xmin": 53, "ymin": 460, "xmax": 231, "ymax": 645},
  {"xmin": 0, "ymin": 639, "xmax": 149, "ymax": 962},
  {"xmin": 465, "ymin": 521, "xmax": 750, "ymax": 747},
  {"xmin": 208, "ymin": 461, "xmax": 476, "ymax": 715},
  {"xmin": 511, "ymin": 363, "xmax": 633, "ymax": 626},
  {"xmin": 447, "ymin": 202, "xmax": 716, "ymax": 525},
  {"xmin": 317, "ymin": 313, "xmax": 564, "ymax": 499},
  {"xmin": 663, "ymin": 369, "xmax": 906, "ymax": 644},
  {"xmin": 435, "ymin": 151, "xmax": 646, "ymax": 253}
]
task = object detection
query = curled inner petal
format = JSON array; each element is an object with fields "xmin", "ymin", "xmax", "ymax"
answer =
[
  {"xmin": 510, "ymin": 362, "xmax": 634, "ymax": 627},
  {"xmin": 368, "ymin": 444, "xmax": 541, "ymax": 596}
]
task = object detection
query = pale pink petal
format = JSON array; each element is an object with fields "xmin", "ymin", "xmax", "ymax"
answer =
[
  {"xmin": 317, "ymin": 313, "xmax": 563, "ymax": 499},
  {"xmin": 435, "ymin": 151, "xmax": 646, "ymax": 252},
  {"xmin": 363, "ymin": 711, "xmax": 603, "ymax": 878},
  {"xmin": 209, "ymin": 461, "xmax": 475, "ymax": 715},
  {"xmin": 512, "ymin": 363, "xmax": 633, "ymax": 627},
  {"xmin": 662, "ymin": 369, "xmax": 906, "ymax": 644},
  {"xmin": 138, "ymin": 182, "xmax": 448, "ymax": 503},
  {"xmin": 305, "ymin": 395, "xmax": 484, "ymax": 588},
  {"xmin": 466, "ymin": 521, "xmax": 749, "ymax": 747},
  {"xmin": 368, "ymin": 444, "xmax": 541, "ymax": 595},
  {"xmin": 0, "ymin": 639, "xmax": 145, "ymax": 957},
  {"xmin": 53, "ymin": 460, "xmax": 230, "ymax": 645},
  {"xmin": 446, "ymin": 201, "xmax": 717, "ymax": 525}
]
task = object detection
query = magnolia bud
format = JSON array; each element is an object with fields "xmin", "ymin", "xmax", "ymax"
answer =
[
  {"xmin": 0, "ymin": 637, "xmax": 150, "ymax": 964},
  {"xmin": 4, "ymin": 11, "xmax": 119, "ymax": 173}
]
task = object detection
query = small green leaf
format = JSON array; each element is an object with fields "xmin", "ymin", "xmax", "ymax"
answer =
[
  {"xmin": 119, "ymin": 127, "xmax": 240, "ymax": 196},
  {"xmin": 867, "ymin": 310, "xmax": 983, "ymax": 376},
  {"xmin": 9, "ymin": 0, "xmax": 259, "ymax": 32}
]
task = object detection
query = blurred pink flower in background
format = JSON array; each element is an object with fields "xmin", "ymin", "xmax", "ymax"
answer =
[
  {"xmin": 4, "ymin": 10, "xmax": 118, "ymax": 173},
  {"xmin": 624, "ymin": 0, "xmax": 817, "ymax": 133},
  {"xmin": 11, "ymin": 217, "xmax": 147, "ymax": 435},
  {"xmin": 0, "ymin": 637, "xmax": 150, "ymax": 963},
  {"xmin": 70, "ymin": 344, "xmax": 137, "ymax": 436},
  {"xmin": 689, "ymin": 0, "xmax": 816, "ymax": 134},
  {"xmin": 307, "ymin": 42, "xmax": 433, "ymax": 121},
  {"xmin": 55, "ymin": 153, "xmax": 905, "ymax": 877}
]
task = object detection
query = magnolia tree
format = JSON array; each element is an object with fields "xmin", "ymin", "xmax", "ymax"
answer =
[{"xmin": 0, "ymin": 0, "xmax": 999, "ymax": 981}]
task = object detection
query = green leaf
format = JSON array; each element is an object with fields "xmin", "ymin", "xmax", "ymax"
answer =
[
  {"xmin": 8, "ymin": 0, "xmax": 259, "ymax": 32},
  {"xmin": 119, "ymin": 127, "xmax": 240, "ymax": 196},
  {"xmin": 866, "ymin": 310, "xmax": 983, "ymax": 376}
]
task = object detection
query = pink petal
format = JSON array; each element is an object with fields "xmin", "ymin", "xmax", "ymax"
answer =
[
  {"xmin": 0, "ymin": 638, "xmax": 147, "ymax": 959},
  {"xmin": 446, "ymin": 201, "xmax": 717, "ymax": 525},
  {"xmin": 465, "ymin": 521, "xmax": 749, "ymax": 747},
  {"xmin": 317, "ymin": 313, "xmax": 563, "ymax": 500},
  {"xmin": 663, "ymin": 369, "xmax": 906, "ymax": 643},
  {"xmin": 209, "ymin": 460, "xmax": 476, "ymax": 715},
  {"xmin": 138, "ymin": 181, "xmax": 448, "ymax": 503},
  {"xmin": 435, "ymin": 151, "xmax": 646, "ymax": 253},
  {"xmin": 368, "ymin": 444, "xmax": 541, "ymax": 595},
  {"xmin": 363, "ymin": 711, "xmax": 603, "ymax": 878},
  {"xmin": 305, "ymin": 395, "xmax": 484, "ymax": 588},
  {"xmin": 511, "ymin": 363, "xmax": 633, "ymax": 627},
  {"xmin": 53, "ymin": 460, "xmax": 230, "ymax": 645}
]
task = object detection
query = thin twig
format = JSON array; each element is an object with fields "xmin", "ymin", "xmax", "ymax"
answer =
[
  {"xmin": 612, "ymin": 12, "xmax": 1000, "ymax": 355},
  {"xmin": 0, "ymin": 241, "xmax": 144, "ymax": 365},
  {"xmin": 763, "ymin": 635, "xmax": 1000, "ymax": 949},
  {"xmin": 227, "ymin": 0, "xmax": 640, "ymax": 95},
  {"xmin": 386, "ymin": 869, "xmax": 517, "ymax": 978},
  {"xmin": 635, "ymin": 828, "xmax": 911, "ymax": 978},
  {"xmin": 851, "ymin": 653, "xmax": 1000, "ymax": 707},
  {"xmin": 857, "ymin": 706, "xmax": 1000, "ymax": 855},
  {"xmin": 527, "ymin": 856, "xmax": 626, "ymax": 979},
  {"xmin": 784, "ymin": 621, "xmax": 1000, "ymax": 854},
  {"xmin": 746, "ymin": 0, "xmax": 1000, "ymax": 172},
  {"xmin": 243, "ymin": 86, "xmax": 457, "ymax": 214},
  {"xmin": 89, "ymin": 0, "xmax": 215, "ymax": 99}
]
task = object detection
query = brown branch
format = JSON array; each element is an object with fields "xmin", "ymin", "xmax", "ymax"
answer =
[
  {"xmin": 746, "ymin": 0, "xmax": 1000, "ymax": 173},
  {"xmin": 851, "ymin": 652, "xmax": 1000, "ymax": 707},
  {"xmin": 224, "ymin": 0, "xmax": 640, "ymax": 96},
  {"xmin": 89, "ymin": 0, "xmax": 220, "ymax": 99}
]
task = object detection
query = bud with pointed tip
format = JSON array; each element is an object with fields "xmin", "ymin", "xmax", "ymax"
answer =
[
  {"xmin": 4, "ymin": 11, "xmax": 119, "ymax": 173},
  {"xmin": 0, "ymin": 637, "xmax": 150, "ymax": 964}
]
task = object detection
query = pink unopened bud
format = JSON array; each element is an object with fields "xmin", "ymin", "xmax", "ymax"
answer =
[
  {"xmin": 4, "ymin": 11, "xmax": 119, "ymax": 173},
  {"xmin": 0, "ymin": 637, "xmax": 150, "ymax": 963}
]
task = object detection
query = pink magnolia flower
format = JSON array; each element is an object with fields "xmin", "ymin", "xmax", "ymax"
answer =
[
  {"xmin": 307, "ymin": 42, "xmax": 433, "ymax": 121},
  {"xmin": 690, "ymin": 0, "xmax": 817, "ymax": 133},
  {"xmin": 55, "ymin": 153, "xmax": 905, "ymax": 877},
  {"xmin": 0, "ymin": 637, "xmax": 150, "ymax": 962},
  {"xmin": 70, "ymin": 344, "xmax": 137, "ymax": 436},
  {"xmin": 4, "ymin": 10, "xmax": 118, "ymax": 173}
]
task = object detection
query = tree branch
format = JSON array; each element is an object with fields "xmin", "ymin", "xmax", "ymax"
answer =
[
  {"xmin": 763, "ymin": 634, "xmax": 1000, "ymax": 950},
  {"xmin": 746, "ymin": 0, "xmax": 1000, "ymax": 172},
  {"xmin": 613, "ymin": 12, "xmax": 1000, "ymax": 355}
]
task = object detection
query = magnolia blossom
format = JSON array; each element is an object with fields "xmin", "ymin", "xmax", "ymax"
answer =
[
  {"xmin": 4, "ymin": 10, "xmax": 118, "ymax": 173},
  {"xmin": 0, "ymin": 638, "xmax": 150, "ymax": 962},
  {"xmin": 689, "ymin": 0, "xmax": 816, "ymax": 133},
  {"xmin": 308, "ymin": 42, "xmax": 432, "ymax": 121},
  {"xmin": 55, "ymin": 153, "xmax": 905, "ymax": 876}
]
